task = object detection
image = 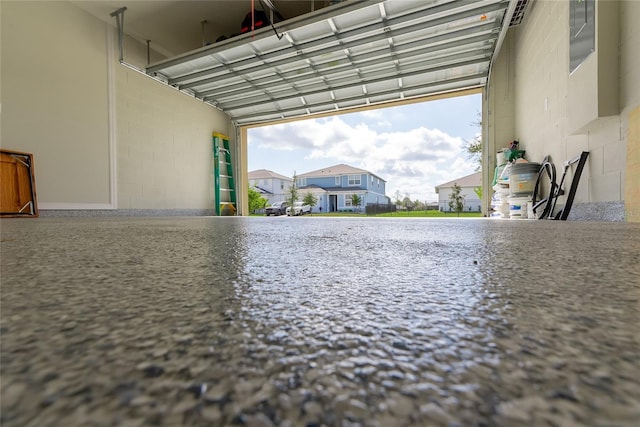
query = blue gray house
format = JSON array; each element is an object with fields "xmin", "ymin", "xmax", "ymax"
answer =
[{"xmin": 296, "ymin": 164, "xmax": 389, "ymax": 213}]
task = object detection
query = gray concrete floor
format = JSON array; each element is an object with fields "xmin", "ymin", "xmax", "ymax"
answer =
[{"xmin": 1, "ymin": 216, "xmax": 639, "ymax": 426}]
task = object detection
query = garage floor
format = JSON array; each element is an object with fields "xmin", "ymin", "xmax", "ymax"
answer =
[{"xmin": 1, "ymin": 216, "xmax": 639, "ymax": 426}]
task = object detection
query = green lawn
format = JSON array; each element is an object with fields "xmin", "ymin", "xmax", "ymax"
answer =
[
  {"xmin": 252, "ymin": 211, "xmax": 483, "ymax": 218},
  {"xmin": 367, "ymin": 210, "xmax": 482, "ymax": 218}
]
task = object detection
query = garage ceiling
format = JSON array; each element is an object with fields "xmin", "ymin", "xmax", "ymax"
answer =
[
  {"xmin": 84, "ymin": 0, "xmax": 522, "ymax": 126},
  {"xmin": 72, "ymin": 1, "xmax": 325, "ymax": 58}
]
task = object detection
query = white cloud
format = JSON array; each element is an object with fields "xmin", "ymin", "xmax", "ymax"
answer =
[
  {"xmin": 249, "ymin": 115, "xmax": 477, "ymax": 202},
  {"xmin": 356, "ymin": 110, "xmax": 392, "ymax": 128}
]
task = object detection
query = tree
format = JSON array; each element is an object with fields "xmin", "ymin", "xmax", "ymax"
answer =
[
  {"xmin": 474, "ymin": 186, "xmax": 482, "ymax": 200},
  {"xmin": 394, "ymin": 190, "xmax": 402, "ymax": 206},
  {"xmin": 402, "ymin": 196, "xmax": 413, "ymax": 211},
  {"xmin": 350, "ymin": 194, "xmax": 362, "ymax": 212},
  {"xmin": 248, "ymin": 186, "xmax": 267, "ymax": 213},
  {"xmin": 303, "ymin": 192, "xmax": 318, "ymax": 212},
  {"xmin": 448, "ymin": 183, "xmax": 465, "ymax": 217},
  {"xmin": 464, "ymin": 111, "xmax": 482, "ymax": 171},
  {"xmin": 287, "ymin": 171, "xmax": 299, "ymax": 209}
]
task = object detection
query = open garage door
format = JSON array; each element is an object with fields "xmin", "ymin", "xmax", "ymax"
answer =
[{"xmin": 145, "ymin": 0, "xmax": 520, "ymax": 126}]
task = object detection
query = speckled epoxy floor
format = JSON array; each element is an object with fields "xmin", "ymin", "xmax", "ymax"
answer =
[{"xmin": 1, "ymin": 216, "xmax": 639, "ymax": 427}]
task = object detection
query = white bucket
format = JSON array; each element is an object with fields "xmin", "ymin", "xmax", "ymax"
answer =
[
  {"xmin": 527, "ymin": 201, "xmax": 535, "ymax": 219},
  {"xmin": 497, "ymin": 164, "xmax": 511, "ymax": 185},
  {"xmin": 495, "ymin": 185, "xmax": 510, "ymax": 197},
  {"xmin": 509, "ymin": 196, "xmax": 532, "ymax": 219},
  {"xmin": 497, "ymin": 203, "xmax": 510, "ymax": 218},
  {"xmin": 496, "ymin": 150, "xmax": 507, "ymax": 167}
]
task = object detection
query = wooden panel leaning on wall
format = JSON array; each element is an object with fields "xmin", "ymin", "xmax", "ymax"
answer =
[{"xmin": 0, "ymin": 150, "xmax": 38, "ymax": 217}]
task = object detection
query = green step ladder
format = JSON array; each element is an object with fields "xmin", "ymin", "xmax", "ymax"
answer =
[{"xmin": 213, "ymin": 132, "xmax": 236, "ymax": 216}]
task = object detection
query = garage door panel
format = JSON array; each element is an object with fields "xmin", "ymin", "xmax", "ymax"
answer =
[{"xmin": 147, "ymin": 0, "xmax": 514, "ymax": 125}]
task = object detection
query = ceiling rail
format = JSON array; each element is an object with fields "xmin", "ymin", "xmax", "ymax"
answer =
[{"xmin": 109, "ymin": 7, "xmax": 127, "ymax": 62}]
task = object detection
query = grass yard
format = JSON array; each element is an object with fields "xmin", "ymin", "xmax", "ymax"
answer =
[
  {"xmin": 369, "ymin": 210, "xmax": 483, "ymax": 218},
  {"xmin": 302, "ymin": 210, "xmax": 483, "ymax": 218},
  {"xmin": 252, "ymin": 211, "xmax": 483, "ymax": 218}
]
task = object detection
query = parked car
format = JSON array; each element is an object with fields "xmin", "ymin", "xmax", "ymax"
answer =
[
  {"xmin": 286, "ymin": 201, "xmax": 311, "ymax": 216},
  {"xmin": 265, "ymin": 201, "xmax": 288, "ymax": 216}
]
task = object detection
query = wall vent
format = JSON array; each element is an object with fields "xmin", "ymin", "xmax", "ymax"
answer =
[{"xmin": 509, "ymin": 0, "xmax": 532, "ymax": 27}]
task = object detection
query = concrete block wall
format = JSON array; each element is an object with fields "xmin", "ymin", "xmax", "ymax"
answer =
[
  {"xmin": 116, "ymin": 66, "xmax": 226, "ymax": 209},
  {"xmin": 115, "ymin": 35, "xmax": 233, "ymax": 210},
  {"xmin": 488, "ymin": 0, "xmax": 639, "ymax": 220},
  {"xmin": 512, "ymin": 0, "xmax": 569, "ymax": 165}
]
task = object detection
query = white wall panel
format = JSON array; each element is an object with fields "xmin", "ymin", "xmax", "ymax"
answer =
[{"xmin": 1, "ymin": 1, "xmax": 110, "ymax": 206}]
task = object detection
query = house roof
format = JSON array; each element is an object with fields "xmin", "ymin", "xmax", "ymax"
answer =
[
  {"xmin": 298, "ymin": 164, "xmax": 386, "ymax": 182},
  {"xmin": 435, "ymin": 171, "xmax": 482, "ymax": 191},
  {"xmin": 248, "ymin": 169, "xmax": 292, "ymax": 181},
  {"xmin": 253, "ymin": 186, "xmax": 273, "ymax": 195}
]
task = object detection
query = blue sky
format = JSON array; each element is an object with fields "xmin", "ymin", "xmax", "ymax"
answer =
[{"xmin": 248, "ymin": 93, "xmax": 481, "ymax": 202}]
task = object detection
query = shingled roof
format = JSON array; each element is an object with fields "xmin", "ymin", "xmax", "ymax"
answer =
[
  {"xmin": 248, "ymin": 169, "xmax": 292, "ymax": 181},
  {"xmin": 435, "ymin": 172, "xmax": 482, "ymax": 193},
  {"xmin": 297, "ymin": 164, "xmax": 386, "ymax": 182}
]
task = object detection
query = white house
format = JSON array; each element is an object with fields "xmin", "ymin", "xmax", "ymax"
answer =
[
  {"xmin": 435, "ymin": 172, "xmax": 482, "ymax": 213},
  {"xmin": 248, "ymin": 170, "xmax": 293, "ymax": 205}
]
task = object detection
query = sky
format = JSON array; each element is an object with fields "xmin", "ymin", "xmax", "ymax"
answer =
[{"xmin": 248, "ymin": 93, "xmax": 481, "ymax": 203}]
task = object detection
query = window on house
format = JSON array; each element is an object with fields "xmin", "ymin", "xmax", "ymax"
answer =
[
  {"xmin": 297, "ymin": 177, "xmax": 306, "ymax": 187},
  {"xmin": 348, "ymin": 175, "xmax": 361, "ymax": 186},
  {"xmin": 280, "ymin": 181, "xmax": 284, "ymax": 189},
  {"xmin": 345, "ymin": 194, "xmax": 353, "ymax": 207},
  {"xmin": 335, "ymin": 176, "xmax": 340, "ymax": 186}
]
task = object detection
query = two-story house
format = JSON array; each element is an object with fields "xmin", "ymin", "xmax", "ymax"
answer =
[
  {"xmin": 248, "ymin": 169, "xmax": 293, "ymax": 205},
  {"xmin": 296, "ymin": 164, "xmax": 389, "ymax": 213}
]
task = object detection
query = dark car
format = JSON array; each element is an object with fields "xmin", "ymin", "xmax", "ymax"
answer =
[{"xmin": 265, "ymin": 201, "xmax": 288, "ymax": 216}]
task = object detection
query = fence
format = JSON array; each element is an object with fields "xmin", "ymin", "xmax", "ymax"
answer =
[{"xmin": 365, "ymin": 203, "xmax": 397, "ymax": 215}]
